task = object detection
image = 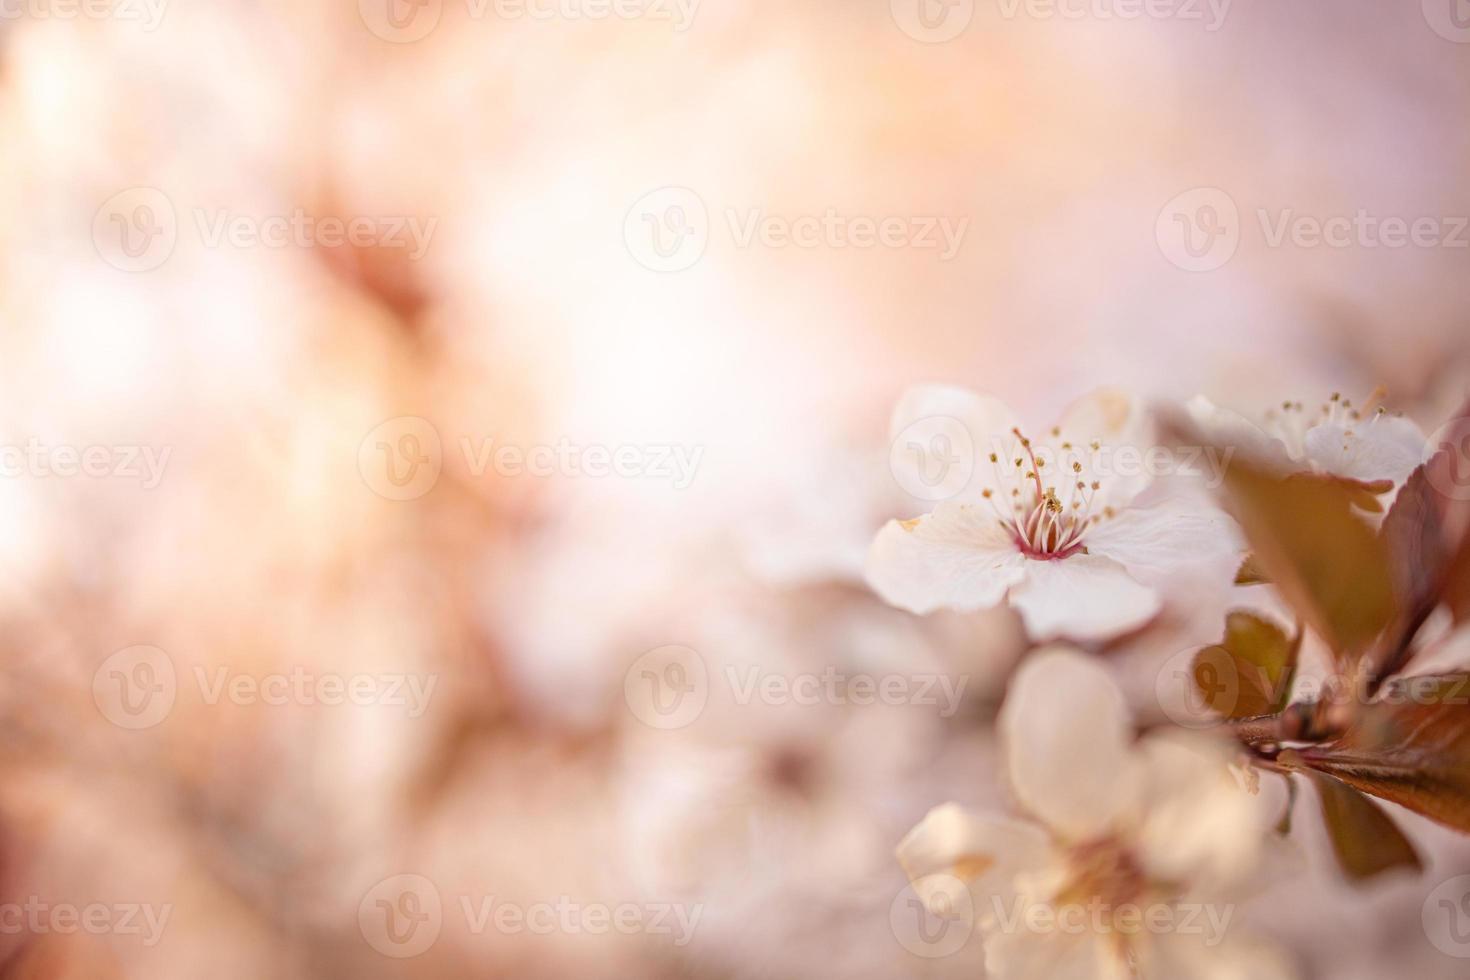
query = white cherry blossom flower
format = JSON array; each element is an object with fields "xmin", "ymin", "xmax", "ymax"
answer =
[
  {"xmin": 867, "ymin": 385, "xmax": 1239, "ymax": 642},
  {"xmin": 896, "ymin": 649, "xmax": 1290, "ymax": 980},
  {"xmin": 1183, "ymin": 390, "xmax": 1425, "ymax": 488}
]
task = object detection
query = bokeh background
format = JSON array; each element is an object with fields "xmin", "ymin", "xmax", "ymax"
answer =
[{"xmin": 2, "ymin": 0, "xmax": 1470, "ymax": 976}]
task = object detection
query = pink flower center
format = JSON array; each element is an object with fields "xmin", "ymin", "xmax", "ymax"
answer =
[
  {"xmin": 1261, "ymin": 389, "xmax": 1387, "ymax": 458},
  {"xmin": 977, "ymin": 427, "xmax": 1116, "ymax": 559}
]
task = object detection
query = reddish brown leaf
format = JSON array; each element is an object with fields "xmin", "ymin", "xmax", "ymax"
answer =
[
  {"xmin": 1294, "ymin": 673, "xmax": 1470, "ymax": 834},
  {"xmin": 1428, "ymin": 408, "xmax": 1470, "ymax": 628},
  {"xmin": 1193, "ymin": 611, "xmax": 1298, "ymax": 719},
  {"xmin": 1306, "ymin": 771, "xmax": 1423, "ymax": 881},
  {"xmin": 1423, "ymin": 403, "xmax": 1470, "ymax": 625},
  {"xmin": 1450, "ymin": 544, "xmax": 1470, "ymax": 626},
  {"xmin": 1234, "ymin": 554, "xmax": 1269, "ymax": 586},
  {"xmin": 1368, "ymin": 462, "xmax": 1455, "ymax": 685},
  {"xmin": 1222, "ymin": 464, "xmax": 1393, "ymax": 667}
]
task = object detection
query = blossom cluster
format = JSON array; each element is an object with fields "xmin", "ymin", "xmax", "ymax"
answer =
[{"xmin": 870, "ymin": 384, "xmax": 1470, "ymax": 979}]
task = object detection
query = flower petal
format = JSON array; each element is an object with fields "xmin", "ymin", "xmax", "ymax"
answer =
[
  {"xmin": 890, "ymin": 385, "xmax": 1021, "ymax": 503},
  {"xmin": 984, "ymin": 924, "xmax": 1133, "ymax": 980},
  {"xmin": 1181, "ymin": 395, "xmax": 1294, "ymax": 469},
  {"xmin": 1131, "ymin": 731, "xmax": 1271, "ymax": 890},
  {"xmin": 1000, "ymin": 648, "xmax": 1141, "ymax": 840},
  {"xmin": 1058, "ymin": 387, "xmax": 1151, "ymax": 449},
  {"xmin": 1140, "ymin": 931, "xmax": 1297, "ymax": 980},
  {"xmin": 1085, "ymin": 498, "xmax": 1241, "ymax": 592},
  {"xmin": 1053, "ymin": 389, "xmax": 1156, "ymax": 509},
  {"xmin": 1008, "ymin": 554, "xmax": 1162, "ymax": 642},
  {"xmin": 1303, "ymin": 415, "xmax": 1425, "ymax": 484},
  {"xmin": 895, "ymin": 803, "xmax": 1052, "ymax": 916},
  {"xmin": 866, "ymin": 503, "xmax": 1026, "ymax": 614}
]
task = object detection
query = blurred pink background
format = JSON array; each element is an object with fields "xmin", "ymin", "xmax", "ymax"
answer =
[{"xmin": 2, "ymin": 0, "xmax": 1469, "ymax": 976}]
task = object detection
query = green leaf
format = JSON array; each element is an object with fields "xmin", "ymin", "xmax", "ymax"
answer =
[
  {"xmin": 1193, "ymin": 611, "xmax": 1298, "ymax": 719},
  {"xmin": 1294, "ymin": 674, "xmax": 1470, "ymax": 834},
  {"xmin": 1307, "ymin": 771, "xmax": 1422, "ymax": 881},
  {"xmin": 1222, "ymin": 464, "xmax": 1393, "ymax": 668}
]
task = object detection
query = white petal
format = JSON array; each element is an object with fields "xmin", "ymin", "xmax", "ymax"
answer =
[
  {"xmin": 1008, "ymin": 554, "xmax": 1162, "ymax": 642},
  {"xmin": 984, "ymin": 925, "xmax": 1133, "ymax": 980},
  {"xmin": 866, "ymin": 503, "xmax": 1026, "ymax": 614},
  {"xmin": 891, "ymin": 384, "xmax": 1021, "ymax": 444},
  {"xmin": 1181, "ymin": 395, "xmax": 1294, "ymax": 468},
  {"xmin": 1000, "ymin": 648, "xmax": 1141, "ymax": 841},
  {"xmin": 1057, "ymin": 388, "xmax": 1155, "ymax": 508},
  {"xmin": 895, "ymin": 803, "xmax": 1053, "ymax": 915},
  {"xmin": 1058, "ymin": 387, "xmax": 1151, "ymax": 447},
  {"xmin": 1303, "ymin": 415, "xmax": 1425, "ymax": 484},
  {"xmin": 1131, "ymin": 731, "xmax": 1271, "ymax": 889},
  {"xmin": 890, "ymin": 385, "xmax": 1021, "ymax": 503},
  {"xmin": 1085, "ymin": 499, "xmax": 1241, "ymax": 592},
  {"xmin": 1140, "ymin": 931, "xmax": 1297, "ymax": 980}
]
